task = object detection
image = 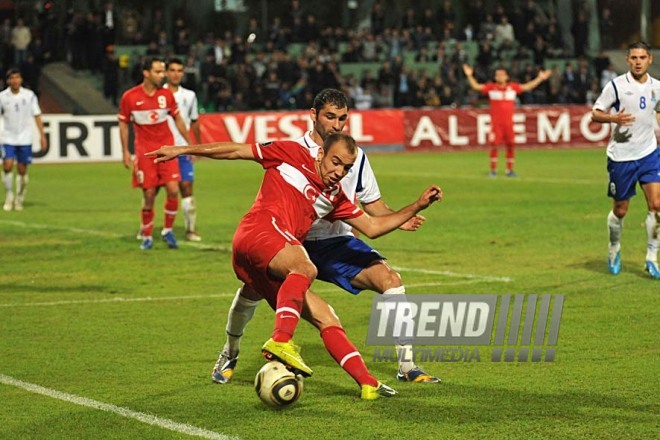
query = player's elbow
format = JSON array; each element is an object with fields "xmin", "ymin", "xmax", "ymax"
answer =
[{"xmin": 362, "ymin": 228, "xmax": 385, "ymax": 240}]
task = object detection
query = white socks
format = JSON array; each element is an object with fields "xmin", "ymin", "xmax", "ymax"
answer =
[
  {"xmin": 1, "ymin": 171, "xmax": 12, "ymax": 193},
  {"xmin": 182, "ymin": 196, "xmax": 197, "ymax": 232},
  {"xmin": 608, "ymin": 210, "xmax": 659, "ymax": 263},
  {"xmin": 16, "ymin": 174, "xmax": 28, "ymax": 201},
  {"xmin": 383, "ymin": 286, "xmax": 415, "ymax": 373},
  {"xmin": 645, "ymin": 212, "xmax": 659, "ymax": 262},
  {"xmin": 607, "ymin": 210, "xmax": 623, "ymax": 249},
  {"xmin": 223, "ymin": 287, "xmax": 260, "ymax": 357}
]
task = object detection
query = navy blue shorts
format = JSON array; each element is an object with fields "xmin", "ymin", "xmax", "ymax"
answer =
[
  {"xmin": 178, "ymin": 155, "xmax": 194, "ymax": 182},
  {"xmin": 1, "ymin": 144, "xmax": 33, "ymax": 164},
  {"xmin": 304, "ymin": 235, "xmax": 385, "ymax": 295},
  {"xmin": 607, "ymin": 148, "xmax": 660, "ymax": 201}
]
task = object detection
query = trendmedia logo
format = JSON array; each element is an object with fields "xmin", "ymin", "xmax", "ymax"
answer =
[{"xmin": 367, "ymin": 294, "xmax": 564, "ymax": 363}]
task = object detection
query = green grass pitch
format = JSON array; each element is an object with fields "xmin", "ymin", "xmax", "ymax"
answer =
[{"xmin": 0, "ymin": 147, "xmax": 657, "ymax": 439}]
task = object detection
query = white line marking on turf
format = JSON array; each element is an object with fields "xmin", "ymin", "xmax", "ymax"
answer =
[
  {"xmin": 405, "ymin": 280, "xmax": 499, "ymax": 287},
  {"xmin": 0, "ymin": 374, "xmax": 239, "ymax": 440},
  {"xmin": 379, "ymin": 171, "xmax": 601, "ymax": 185},
  {"xmin": 0, "ymin": 293, "xmax": 236, "ymax": 308},
  {"xmin": 392, "ymin": 266, "xmax": 512, "ymax": 282},
  {"xmin": 311, "ymin": 279, "xmax": 502, "ymax": 294},
  {"xmin": 0, "ymin": 220, "xmax": 231, "ymax": 251},
  {"xmin": 0, "ymin": 220, "xmax": 114, "ymax": 237},
  {"xmin": 0, "ymin": 222, "xmax": 511, "ymax": 288}
]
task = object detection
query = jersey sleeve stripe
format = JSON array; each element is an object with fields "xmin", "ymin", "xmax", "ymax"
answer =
[
  {"xmin": 611, "ymin": 80, "xmax": 620, "ymax": 112},
  {"xmin": 254, "ymin": 143, "xmax": 263, "ymax": 160},
  {"xmin": 356, "ymin": 154, "xmax": 367, "ymax": 193}
]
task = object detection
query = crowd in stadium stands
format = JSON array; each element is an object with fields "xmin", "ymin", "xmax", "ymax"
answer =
[
  {"xmin": 0, "ymin": 15, "xmax": 47, "ymax": 97},
  {"xmin": 0, "ymin": 0, "xmax": 622, "ymax": 112}
]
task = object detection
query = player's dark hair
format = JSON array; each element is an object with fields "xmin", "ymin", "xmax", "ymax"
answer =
[
  {"xmin": 166, "ymin": 57, "xmax": 184, "ymax": 68},
  {"xmin": 323, "ymin": 132, "xmax": 357, "ymax": 155},
  {"xmin": 142, "ymin": 56, "xmax": 164, "ymax": 71},
  {"xmin": 627, "ymin": 41, "xmax": 651, "ymax": 56},
  {"xmin": 6, "ymin": 68, "xmax": 21, "ymax": 80},
  {"xmin": 313, "ymin": 88, "xmax": 349, "ymax": 114}
]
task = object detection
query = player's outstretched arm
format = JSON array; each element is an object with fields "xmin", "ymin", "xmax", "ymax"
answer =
[
  {"xmin": 462, "ymin": 64, "xmax": 484, "ymax": 92},
  {"xmin": 362, "ymin": 199, "xmax": 426, "ymax": 231},
  {"xmin": 147, "ymin": 142, "xmax": 255, "ymax": 163},
  {"xmin": 520, "ymin": 69, "xmax": 552, "ymax": 92},
  {"xmin": 345, "ymin": 185, "xmax": 442, "ymax": 239}
]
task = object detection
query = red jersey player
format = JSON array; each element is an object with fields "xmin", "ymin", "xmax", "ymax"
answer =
[
  {"xmin": 118, "ymin": 56, "xmax": 192, "ymax": 250},
  {"xmin": 147, "ymin": 132, "xmax": 442, "ymax": 382},
  {"xmin": 463, "ymin": 64, "xmax": 551, "ymax": 177}
]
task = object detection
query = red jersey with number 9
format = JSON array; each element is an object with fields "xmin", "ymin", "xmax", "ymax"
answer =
[{"xmin": 118, "ymin": 85, "xmax": 180, "ymax": 154}]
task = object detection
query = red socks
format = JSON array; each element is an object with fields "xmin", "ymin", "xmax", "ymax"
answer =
[
  {"xmin": 506, "ymin": 145, "xmax": 515, "ymax": 172},
  {"xmin": 164, "ymin": 197, "xmax": 178, "ymax": 229},
  {"xmin": 321, "ymin": 326, "xmax": 377, "ymax": 387},
  {"xmin": 272, "ymin": 273, "xmax": 311, "ymax": 342},
  {"xmin": 489, "ymin": 147, "xmax": 498, "ymax": 172},
  {"xmin": 140, "ymin": 209, "xmax": 154, "ymax": 237},
  {"xmin": 490, "ymin": 146, "xmax": 515, "ymax": 173}
]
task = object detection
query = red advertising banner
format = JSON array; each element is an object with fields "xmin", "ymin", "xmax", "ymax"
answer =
[
  {"xmin": 199, "ymin": 105, "xmax": 610, "ymax": 152},
  {"xmin": 403, "ymin": 105, "xmax": 611, "ymax": 151},
  {"xmin": 28, "ymin": 105, "xmax": 618, "ymax": 164},
  {"xmin": 199, "ymin": 109, "xmax": 404, "ymax": 149}
]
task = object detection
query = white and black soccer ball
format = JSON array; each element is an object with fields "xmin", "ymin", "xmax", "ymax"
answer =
[{"xmin": 254, "ymin": 361, "xmax": 303, "ymax": 408}]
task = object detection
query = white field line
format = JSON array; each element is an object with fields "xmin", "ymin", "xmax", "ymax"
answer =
[
  {"xmin": 1, "ymin": 275, "xmax": 506, "ymax": 307},
  {"xmin": 0, "ymin": 220, "xmax": 231, "ymax": 251},
  {"xmin": 0, "ymin": 221, "xmax": 511, "ymax": 305},
  {"xmin": 392, "ymin": 266, "xmax": 512, "ymax": 283},
  {"xmin": 0, "ymin": 293, "xmax": 236, "ymax": 308},
  {"xmin": 0, "ymin": 374, "xmax": 239, "ymax": 440},
  {"xmin": 377, "ymin": 171, "xmax": 601, "ymax": 185},
  {"xmin": 311, "ymin": 279, "xmax": 502, "ymax": 294}
]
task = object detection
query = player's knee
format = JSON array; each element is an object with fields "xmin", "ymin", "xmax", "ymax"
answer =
[
  {"xmin": 291, "ymin": 262, "xmax": 317, "ymax": 281},
  {"xmin": 613, "ymin": 208, "xmax": 627, "ymax": 218},
  {"xmin": 303, "ymin": 264, "xmax": 318, "ymax": 281},
  {"xmin": 239, "ymin": 284, "xmax": 262, "ymax": 301},
  {"xmin": 381, "ymin": 268, "xmax": 402, "ymax": 291},
  {"xmin": 179, "ymin": 183, "xmax": 193, "ymax": 198},
  {"xmin": 613, "ymin": 205, "xmax": 628, "ymax": 218}
]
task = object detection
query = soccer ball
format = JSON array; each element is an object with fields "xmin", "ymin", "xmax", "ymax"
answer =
[{"xmin": 254, "ymin": 361, "xmax": 303, "ymax": 408}]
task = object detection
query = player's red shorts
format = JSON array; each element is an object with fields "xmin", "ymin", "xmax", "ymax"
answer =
[
  {"xmin": 489, "ymin": 122, "xmax": 515, "ymax": 146},
  {"xmin": 231, "ymin": 210, "xmax": 303, "ymax": 309},
  {"xmin": 132, "ymin": 153, "xmax": 181, "ymax": 189}
]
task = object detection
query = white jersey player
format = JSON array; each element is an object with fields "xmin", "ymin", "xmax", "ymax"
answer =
[
  {"xmin": 0, "ymin": 68, "xmax": 47, "ymax": 211},
  {"xmin": 165, "ymin": 58, "xmax": 202, "ymax": 241},
  {"xmin": 592, "ymin": 41, "xmax": 660, "ymax": 278}
]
